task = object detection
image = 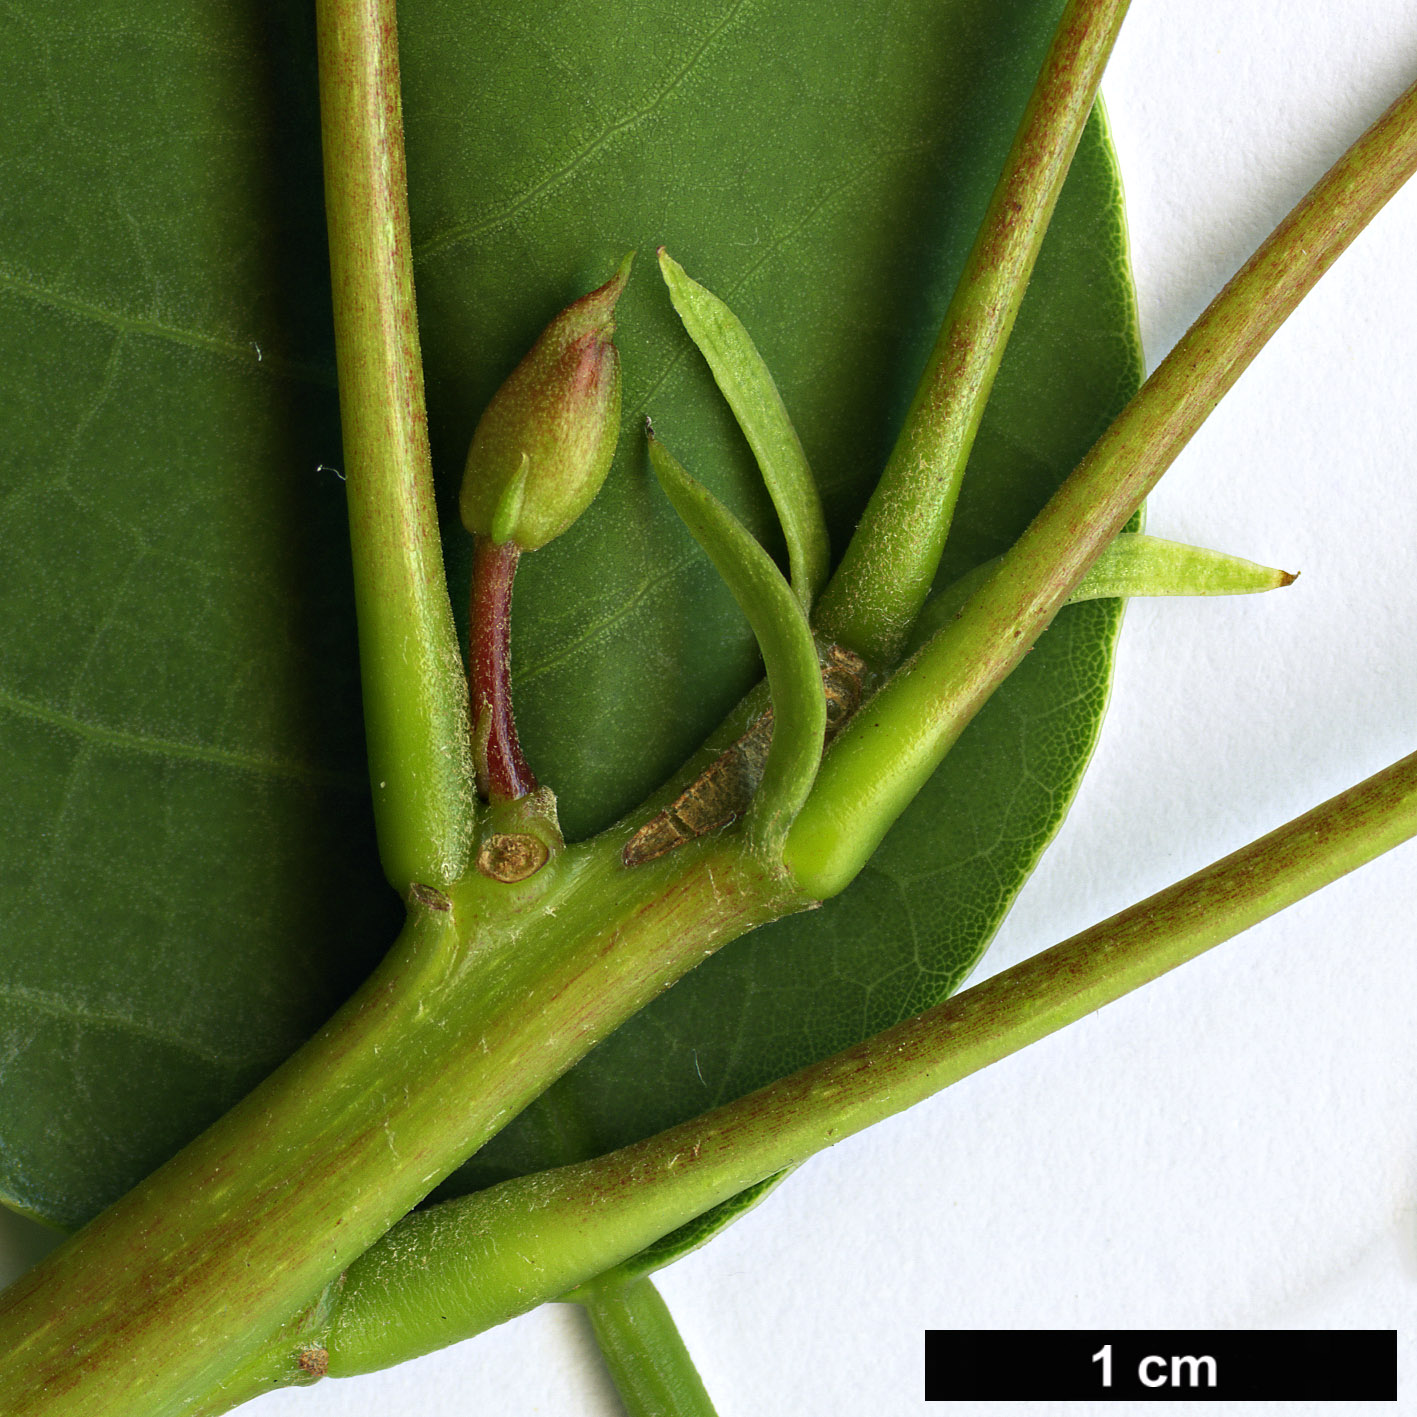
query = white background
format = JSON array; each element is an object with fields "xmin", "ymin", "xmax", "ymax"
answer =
[{"xmin": 6, "ymin": 2, "xmax": 1417, "ymax": 1413}]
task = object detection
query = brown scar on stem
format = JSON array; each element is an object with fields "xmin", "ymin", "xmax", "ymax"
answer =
[
  {"xmin": 622, "ymin": 644, "xmax": 867, "ymax": 867},
  {"xmin": 408, "ymin": 882, "xmax": 451, "ymax": 912},
  {"xmin": 477, "ymin": 831, "xmax": 551, "ymax": 883},
  {"xmin": 295, "ymin": 1346, "xmax": 329, "ymax": 1380}
]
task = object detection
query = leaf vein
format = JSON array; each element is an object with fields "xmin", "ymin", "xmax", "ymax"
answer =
[
  {"xmin": 0, "ymin": 983, "xmax": 246, "ymax": 1072},
  {"xmin": 628, "ymin": 138, "xmax": 932, "ymax": 419},
  {"xmin": 0, "ymin": 265, "xmax": 334, "ymax": 388},
  {"xmin": 415, "ymin": 0, "xmax": 760, "ymax": 262},
  {"xmin": 515, "ymin": 553, "xmax": 699, "ymax": 685},
  {"xmin": 512, "ymin": 152, "xmax": 927, "ymax": 692},
  {"xmin": 0, "ymin": 685, "xmax": 366, "ymax": 792}
]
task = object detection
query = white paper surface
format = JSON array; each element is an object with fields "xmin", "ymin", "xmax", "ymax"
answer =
[{"xmin": 5, "ymin": 2, "xmax": 1417, "ymax": 1412}]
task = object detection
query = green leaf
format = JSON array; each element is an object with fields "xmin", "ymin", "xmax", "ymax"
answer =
[
  {"xmin": 0, "ymin": 5, "xmax": 399, "ymax": 1230},
  {"xmin": 0, "ymin": 0, "xmax": 1139, "ymax": 1254}
]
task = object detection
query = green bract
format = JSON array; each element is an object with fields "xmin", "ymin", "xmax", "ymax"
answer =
[
  {"xmin": 656, "ymin": 248, "xmax": 830, "ymax": 611},
  {"xmin": 459, "ymin": 254, "xmax": 632, "ymax": 551},
  {"xmin": 645, "ymin": 431, "xmax": 825, "ymax": 854}
]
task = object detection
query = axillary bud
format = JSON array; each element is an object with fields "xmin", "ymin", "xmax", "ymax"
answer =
[{"xmin": 460, "ymin": 254, "xmax": 632, "ymax": 552}]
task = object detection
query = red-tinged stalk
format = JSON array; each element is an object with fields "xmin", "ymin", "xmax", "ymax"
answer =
[
  {"xmin": 460, "ymin": 260, "xmax": 630, "ymax": 806},
  {"xmin": 469, "ymin": 535, "xmax": 537, "ymax": 801}
]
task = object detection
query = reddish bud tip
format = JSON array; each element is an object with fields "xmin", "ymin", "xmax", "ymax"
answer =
[{"xmin": 460, "ymin": 254, "xmax": 633, "ymax": 551}]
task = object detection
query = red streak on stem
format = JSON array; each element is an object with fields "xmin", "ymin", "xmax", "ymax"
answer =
[{"xmin": 469, "ymin": 535, "xmax": 537, "ymax": 802}]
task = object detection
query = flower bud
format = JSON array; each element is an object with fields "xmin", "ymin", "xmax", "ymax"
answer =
[{"xmin": 460, "ymin": 254, "xmax": 632, "ymax": 551}]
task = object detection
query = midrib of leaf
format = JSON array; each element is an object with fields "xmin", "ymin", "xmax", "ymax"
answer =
[{"xmin": 514, "ymin": 555, "xmax": 699, "ymax": 688}]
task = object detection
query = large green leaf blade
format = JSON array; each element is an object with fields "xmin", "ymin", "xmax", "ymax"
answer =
[{"xmin": 0, "ymin": 5, "xmax": 397, "ymax": 1229}]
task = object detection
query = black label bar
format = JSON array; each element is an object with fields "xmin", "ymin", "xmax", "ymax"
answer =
[{"xmin": 924, "ymin": 1330, "xmax": 1396, "ymax": 1402}]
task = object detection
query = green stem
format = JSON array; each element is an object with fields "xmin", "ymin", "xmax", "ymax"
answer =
[
  {"xmin": 786, "ymin": 73, "xmax": 1417, "ymax": 899},
  {"xmin": 813, "ymin": 0, "xmax": 1132, "ymax": 668},
  {"xmin": 211, "ymin": 748, "xmax": 1417, "ymax": 1390},
  {"xmin": 320, "ymin": 0, "xmax": 475, "ymax": 891},
  {"xmin": 0, "ymin": 836, "xmax": 799, "ymax": 1417},
  {"xmin": 576, "ymin": 1277, "xmax": 721, "ymax": 1417}
]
